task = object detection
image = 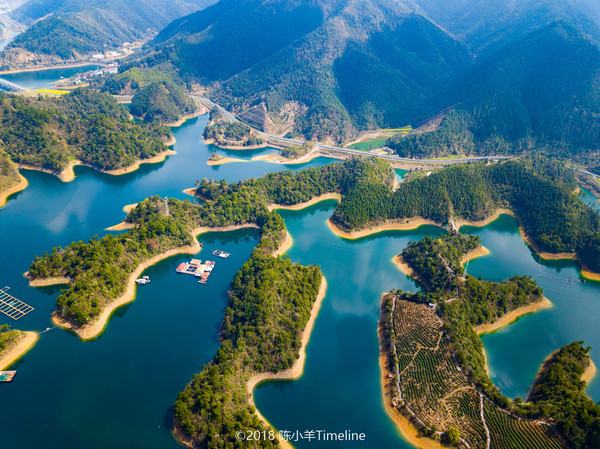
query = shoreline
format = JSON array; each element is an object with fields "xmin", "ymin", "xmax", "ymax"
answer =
[
  {"xmin": 582, "ymin": 359, "xmax": 597, "ymax": 385},
  {"xmin": 581, "ymin": 269, "xmax": 600, "ymax": 282},
  {"xmin": 102, "ymin": 149, "xmax": 176, "ymax": 176},
  {"xmin": 105, "ymin": 221, "xmax": 135, "ymax": 231},
  {"xmin": 247, "ymin": 276, "xmax": 328, "ymax": 449},
  {"xmin": 378, "ymin": 297, "xmax": 444, "ymax": 449},
  {"xmin": 272, "ymin": 231, "xmax": 293, "ymax": 257},
  {"xmin": 163, "ymin": 108, "xmax": 208, "ymax": 128},
  {"xmin": 18, "ymin": 160, "xmax": 78, "ymax": 183},
  {"xmin": 182, "ymin": 188, "xmax": 213, "ymax": 203},
  {"xmin": 392, "ymin": 254, "xmax": 428, "ymax": 289},
  {"xmin": 461, "ymin": 245, "xmax": 490, "ymax": 265},
  {"xmin": 43, "ymin": 224, "xmax": 259, "ymax": 340},
  {"xmin": 0, "ymin": 173, "xmax": 28, "ymax": 208},
  {"xmin": 267, "ymin": 193, "xmax": 342, "ymax": 212},
  {"xmin": 203, "ymin": 137, "xmax": 268, "ymax": 150},
  {"xmin": 474, "ymin": 296, "xmax": 553, "ymax": 335},
  {"xmin": 27, "ymin": 273, "xmax": 71, "ymax": 287},
  {"xmin": 207, "ymin": 157, "xmax": 246, "ymax": 166},
  {"xmin": 328, "ymin": 217, "xmax": 441, "ymax": 240},
  {"xmin": 16, "ymin": 149, "xmax": 177, "ymax": 184},
  {"xmin": 454, "ymin": 208, "xmax": 514, "ymax": 230},
  {"xmin": 0, "ymin": 331, "xmax": 39, "ymax": 370},
  {"xmin": 123, "ymin": 203, "xmax": 138, "ymax": 213},
  {"xmin": 251, "ymin": 149, "xmax": 322, "ymax": 165}
]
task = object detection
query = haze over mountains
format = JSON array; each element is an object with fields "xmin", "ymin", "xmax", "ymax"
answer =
[{"xmin": 0, "ymin": 0, "xmax": 216, "ymax": 67}]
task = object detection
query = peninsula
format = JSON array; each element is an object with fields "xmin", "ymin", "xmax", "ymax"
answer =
[
  {"xmin": 380, "ymin": 232, "xmax": 599, "ymax": 448},
  {"xmin": 0, "ymin": 88, "xmax": 175, "ymax": 201},
  {"xmin": 0, "ymin": 326, "xmax": 38, "ymax": 370}
]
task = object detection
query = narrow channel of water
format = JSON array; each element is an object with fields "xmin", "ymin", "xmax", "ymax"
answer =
[
  {"xmin": 463, "ymin": 215, "xmax": 600, "ymax": 401},
  {"xmin": 255, "ymin": 201, "xmax": 443, "ymax": 448},
  {"xmin": 1, "ymin": 67, "xmax": 599, "ymax": 448}
]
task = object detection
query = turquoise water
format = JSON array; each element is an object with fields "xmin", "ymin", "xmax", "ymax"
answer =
[
  {"xmin": 1, "ymin": 68, "xmax": 600, "ymax": 447},
  {"xmin": 347, "ymin": 138, "xmax": 388, "ymax": 151},
  {"xmin": 462, "ymin": 215, "xmax": 600, "ymax": 401},
  {"xmin": 0, "ymin": 65, "xmax": 102, "ymax": 90},
  {"xmin": 255, "ymin": 202, "xmax": 443, "ymax": 448},
  {"xmin": 579, "ymin": 185, "xmax": 600, "ymax": 213}
]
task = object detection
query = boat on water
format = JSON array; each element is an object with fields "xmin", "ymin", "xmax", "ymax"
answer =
[
  {"xmin": 135, "ymin": 275, "xmax": 151, "ymax": 285},
  {"xmin": 0, "ymin": 371, "xmax": 16, "ymax": 382},
  {"xmin": 212, "ymin": 250, "xmax": 230, "ymax": 258}
]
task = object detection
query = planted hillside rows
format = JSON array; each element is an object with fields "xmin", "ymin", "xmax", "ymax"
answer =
[
  {"xmin": 483, "ymin": 401, "xmax": 565, "ymax": 449},
  {"xmin": 389, "ymin": 299, "xmax": 567, "ymax": 449}
]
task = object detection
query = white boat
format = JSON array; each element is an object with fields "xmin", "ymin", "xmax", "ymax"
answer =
[
  {"xmin": 212, "ymin": 250, "xmax": 230, "ymax": 258},
  {"xmin": 135, "ymin": 275, "xmax": 151, "ymax": 285}
]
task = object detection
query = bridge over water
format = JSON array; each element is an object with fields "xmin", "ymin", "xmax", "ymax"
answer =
[{"xmin": 0, "ymin": 77, "xmax": 27, "ymax": 92}]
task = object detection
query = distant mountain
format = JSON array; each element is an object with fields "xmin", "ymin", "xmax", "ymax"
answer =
[
  {"xmin": 139, "ymin": 0, "xmax": 473, "ymax": 142},
  {"xmin": 413, "ymin": 0, "xmax": 600, "ymax": 54},
  {"xmin": 0, "ymin": 0, "xmax": 217, "ymax": 68},
  {"xmin": 388, "ymin": 22, "xmax": 600, "ymax": 162}
]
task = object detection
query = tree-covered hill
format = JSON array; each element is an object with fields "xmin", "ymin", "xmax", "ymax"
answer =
[
  {"xmin": 0, "ymin": 0, "xmax": 217, "ymax": 68},
  {"xmin": 388, "ymin": 22, "xmax": 600, "ymax": 164},
  {"xmin": 130, "ymin": 80, "xmax": 197, "ymax": 124},
  {"xmin": 0, "ymin": 89, "xmax": 171, "ymax": 172},
  {"xmin": 414, "ymin": 0, "xmax": 600, "ymax": 55},
  {"xmin": 139, "ymin": 0, "xmax": 473, "ymax": 142},
  {"xmin": 0, "ymin": 150, "xmax": 20, "ymax": 197}
]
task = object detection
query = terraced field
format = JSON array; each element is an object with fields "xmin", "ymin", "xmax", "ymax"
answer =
[
  {"xmin": 483, "ymin": 401, "xmax": 565, "ymax": 449},
  {"xmin": 387, "ymin": 298, "xmax": 567, "ymax": 449}
]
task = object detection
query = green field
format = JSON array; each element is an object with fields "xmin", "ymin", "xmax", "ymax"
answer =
[{"xmin": 347, "ymin": 137, "xmax": 388, "ymax": 151}]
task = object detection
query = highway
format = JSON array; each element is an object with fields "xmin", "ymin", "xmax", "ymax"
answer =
[
  {"xmin": 0, "ymin": 77, "xmax": 26, "ymax": 92},
  {"xmin": 0, "ymin": 85, "xmax": 542, "ymax": 166},
  {"xmin": 190, "ymin": 95, "xmax": 512, "ymax": 165}
]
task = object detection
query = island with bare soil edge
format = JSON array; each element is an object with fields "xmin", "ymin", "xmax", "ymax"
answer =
[
  {"xmin": 0, "ymin": 88, "xmax": 176, "ymax": 205},
  {"xmin": 26, "ymin": 156, "xmax": 600, "ymax": 447},
  {"xmin": 380, "ymin": 232, "xmax": 600, "ymax": 448}
]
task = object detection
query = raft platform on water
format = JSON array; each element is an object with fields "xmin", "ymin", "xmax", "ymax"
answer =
[
  {"xmin": 176, "ymin": 259, "xmax": 216, "ymax": 284},
  {"xmin": 212, "ymin": 250, "xmax": 230, "ymax": 258},
  {"xmin": 0, "ymin": 288, "xmax": 34, "ymax": 320},
  {"xmin": 0, "ymin": 371, "xmax": 16, "ymax": 382}
]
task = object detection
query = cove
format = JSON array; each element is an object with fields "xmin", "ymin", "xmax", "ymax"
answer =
[
  {"xmin": 462, "ymin": 214, "xmax": 600, "ymax": 401},
  {"xmin": 254, "ymin": 201, "xmax": 445, "ymax": 448},
  {"xmin": 1, "ymin": 66, "xmax": 599, "ymax": 448}
]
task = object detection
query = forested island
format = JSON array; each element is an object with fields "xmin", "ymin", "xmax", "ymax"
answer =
[
  {"xmin": 130, "ymin": 80, "xmax": 199, "ymax": 125},
  {"xmin": 0, "ymin": 88, "xmax": 173, "ymax": 186},
  {"xmin": 203, "ymin": 115, "xmax": 264, "ymax": 148},
  {"xmin": 381, "ymin": 233, "xmax": 598, "ymax": 448},
  {"xmin": 0, "ymin": 324, "xmax": 38, "ymax": 370},
  {"xmin": 27, "ymin": 156, "xmax": 600, "ymax": 446}
]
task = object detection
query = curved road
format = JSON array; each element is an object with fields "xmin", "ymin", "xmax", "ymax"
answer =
[{"xmin": 189, "ymin": 95, "xmax": 512, "ymax": 165}]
